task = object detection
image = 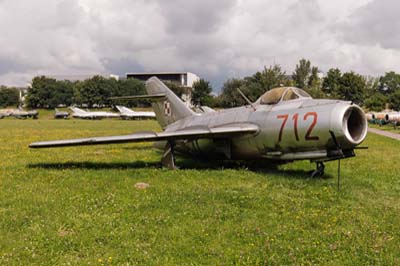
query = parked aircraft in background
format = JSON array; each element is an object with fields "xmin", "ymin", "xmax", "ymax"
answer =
[
  {"xmin": 54, "ymin": 109, "xmax": 70, "ymax": 119},
  {"xmin": 0, "ymin": 108, "xmax": 38, "ymax": 119},
  {"xmin": 69, "ymin": 107, "xmax": 120, "ymax": 120},
  {"xmin": 31, "ymin": 77, "xmax": 368, "ymax": 177},
  {"xmin": 367, "ymin": 110, "xmax": 400, "ymax": 126},
  {"xmin": 116, "ymin": 105, "xmax": 156, "ymax": 120},
  {"xmin": 383, "ymin": 112, "xmax": 400, "ymax": 126}
]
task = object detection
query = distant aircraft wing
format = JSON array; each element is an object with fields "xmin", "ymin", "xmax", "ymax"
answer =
[
  {"xmin": 109, "ymin": 94, "xmax": 166, "ymax": 101},
  {"xmin": 29, "ymin": 124, "xmax": 259, "ymax": 148}
]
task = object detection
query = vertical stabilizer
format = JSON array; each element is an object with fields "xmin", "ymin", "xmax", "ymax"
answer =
[
  {"xmin": 69, "ymin": 107, "xmax": 87, "ymax": 115},
  {"xmin": 145, "ymin": 77, "xmax": 194, "ymax": 129}
]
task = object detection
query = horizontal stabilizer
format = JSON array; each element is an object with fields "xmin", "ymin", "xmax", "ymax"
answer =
[
  {"xmin": 29, "ymin": 124, "xmax": 259, "ymax": 148},
  {"xmin": 109, "ymin": 94, "xmax": 166, "ymax": 101}
]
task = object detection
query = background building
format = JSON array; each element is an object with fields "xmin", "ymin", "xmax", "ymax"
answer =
[{"xmin": 126, "ymin": 72, "xmax": 200, "ymax": 106}]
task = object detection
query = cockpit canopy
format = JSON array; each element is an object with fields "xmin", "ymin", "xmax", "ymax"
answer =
[{"xmin": 257, "ymin": 87, "xmax": 312, "ymax": 105}]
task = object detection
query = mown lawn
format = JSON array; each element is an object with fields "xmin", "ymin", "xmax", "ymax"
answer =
[
  {"xmin": 0, "ymin": 118, "xmax": 399, "ymax": 265},
  {"xmin": 369, "ymin": 123, "xmax": 400, "ymax": 134}
]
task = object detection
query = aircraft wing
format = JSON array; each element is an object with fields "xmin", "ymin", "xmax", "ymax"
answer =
[{"xmin": 29, "ymin": 124, "xmax": 259, "ymax": 148}]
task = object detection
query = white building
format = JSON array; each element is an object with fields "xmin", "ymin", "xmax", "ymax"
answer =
[
  {"xmin": 126, "ymin": 72, "xmax": 200, "ymax": 106},
  {"xmin": 126, "ymin": 72, "xmax": 200, "ymax": 87}
]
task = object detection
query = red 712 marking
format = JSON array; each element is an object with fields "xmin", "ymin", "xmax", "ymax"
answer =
[
  {"xmin": 277, "ymin": 114, "xmax": 289, "ymax": 142},
  {"xmin": 277, "ymin": 112, "xmax": 319, "ymax": 142}
]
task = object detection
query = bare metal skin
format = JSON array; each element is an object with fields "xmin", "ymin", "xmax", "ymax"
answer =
[
  {"xmin": 0, "ymin": 108, "xmax": 38, "ymax": 119},
  {"xmin": 69, "ymin": 107, "xmax": 120, "ymax": 119},
  {"xmin": 116, "ymin": 105, "xmax": 156, "ymax": 120},
  {"xmin": 30, "ymin": 77, "xmax": 368, "ymax": 176}
]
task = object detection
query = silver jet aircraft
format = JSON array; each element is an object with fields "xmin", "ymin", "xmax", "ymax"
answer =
[
  {"xmin": 54, "ymin": 109, "xmax": 70, "ymax": 119},
  {"xmin": 0, "ymin": 108, "xmax": 39, "ymax": 119},
  {"xmin": 116, "ymin": 105, "xmax": 156, "ymax": 119},
  {"xmin": 69, "ymin": 107, "xmax": 120, "ymax": 119},
  {"xmin": 30, "ymin": 77, "xmax": 368, "ymax": 177}
]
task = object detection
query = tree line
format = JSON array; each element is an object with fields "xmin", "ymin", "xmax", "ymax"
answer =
[
  {"xmin": 0, "ymin": 86, "xmax": 20, "ymax": 107},
  {"xmin": 25, "ymin": 76, "xmax": 148, "ymax": 108},
  {"xmin": 1, "ymin": 58, "xmax": 399, "ymax": 111},
  {"xmin": 217, "ymin": 59, "xmax": 400, "ymax": 111},
  {"xmin": 23, "ymin": 75, "xmax": 214, "ymax": 109}
]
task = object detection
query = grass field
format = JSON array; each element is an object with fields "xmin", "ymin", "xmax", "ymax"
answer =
[
  {"xmin": 369, "ymin": 123, "xmax": 400, "ymax": 134},
  {"xmin": 1, "ymin": 117, "xmax": 400, "ymax": 265}
]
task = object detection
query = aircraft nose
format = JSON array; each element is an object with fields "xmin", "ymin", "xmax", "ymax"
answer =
[
  {"xmin": 343, "ymin": 105, "xmax": 368, "ymax": 145},
  {"xmin": 331, "ymin": 104, "xmax": 367, "ymax": 147}
]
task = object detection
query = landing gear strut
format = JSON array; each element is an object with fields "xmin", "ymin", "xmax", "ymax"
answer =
[
  {"xmin": 161, "ymin": 141, "xmax": 176, "ymax": 169},
  {"xmin": 311, "ymin": 162, "xmax": 325, "ymax": 178}
]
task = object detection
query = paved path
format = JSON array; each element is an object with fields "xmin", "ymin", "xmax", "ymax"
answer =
[{"xmin": 368, "ymin": 127, "xmax": 400, "ymax": 140}]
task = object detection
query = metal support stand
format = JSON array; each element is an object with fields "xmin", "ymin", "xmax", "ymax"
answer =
[
  {"xmin": 161, "ymin": 141, "xmax": 176, "ymax": 169},
  {"xmin": 337, "ymin": 159, "xmax": 341, "ymax": 191}
]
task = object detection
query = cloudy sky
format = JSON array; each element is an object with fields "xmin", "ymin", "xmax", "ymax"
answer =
[{"xmin": 0, "ymin": 0, "xmax": 399, "ymax": 90}]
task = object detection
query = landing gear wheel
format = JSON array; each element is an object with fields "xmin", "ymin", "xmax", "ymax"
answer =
[{"xmin": 311, "ymin": 162, "xmax": 325, "ymax": 178}]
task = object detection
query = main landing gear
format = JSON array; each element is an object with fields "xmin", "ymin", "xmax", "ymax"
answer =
[
  {"xmin": 311, "ymin": 162, "xmax": 325, "ymax": 178},
  {"xmin": 161, "ymin": 141, "xmax": 176, "ymax": 170}
]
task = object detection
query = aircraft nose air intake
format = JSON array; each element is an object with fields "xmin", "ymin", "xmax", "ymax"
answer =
[{"xmin": 342, "ymin": 105, "xmax": 368, "ymax": 145}]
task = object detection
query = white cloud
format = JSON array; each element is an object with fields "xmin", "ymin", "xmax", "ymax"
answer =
[{"xmin": 0, "ymin": 0, "xmax": 399, "ymax": 89}]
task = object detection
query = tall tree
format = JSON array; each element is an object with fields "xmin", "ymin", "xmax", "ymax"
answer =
[
  {"xmin": 292, "ymin": 58, "xmax": 311, "ymax": 89},
  {"xmin": 307, "ymin": 66, "xmax": 323, "ymax": 98},
  {"xmin": 389, "ymin": 89, "xmax": 400, "ymax": 110},
  {"xmin": 73, "ymin": 76, "xmax": 112, "ymax": 108},
  {"xmin": 242, "ymin": 64, "xmax": 289, "ymax": 101},
  {"xmin": 219, "ymin": 78, "xmax": 246, "ymax": 107},
  {"xmin": 50, "ymin": 80, "xmax": 74, "ymax": 107},
  {"xmin": 337, "ymin": 72, "xmax": 366, "ymax": 104},
  {"xmin": 364, "ymin": 93, "xmax": 388, "ymax": 111},
  {"xmin": 26, "ymin": 76, "xmax": 58, "ymax": 108},
  {"xmin": 114, "ymin": 78, "xmax": 146, "ymax": 107},
  {"xmin": 192, "ymin": 79, "xmax": 213, "ymax": 106},
  {"xmin": 322, "ymin": 68, "xmax": 342, "ymax": 97},
  {"xmin": 0, "ymin": 86, "xmax": 19, "ymax": 107},
  {"xmin": 378, "ymin": 71, "xmax": 400, "ymax": 95}
]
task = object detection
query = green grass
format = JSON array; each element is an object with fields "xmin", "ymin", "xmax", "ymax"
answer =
[
  {"xmin": 0, "ymin": 119, "xmax": 399, "ymax": 265},
  {"xmin": 369, "ymin": 123, "xmax": 400, "ymax": 134}
]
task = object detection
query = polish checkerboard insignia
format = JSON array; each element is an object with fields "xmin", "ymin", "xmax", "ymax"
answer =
[{"xmin": 164, "ymin": 101, "xmax": 171, "ymax": 116}]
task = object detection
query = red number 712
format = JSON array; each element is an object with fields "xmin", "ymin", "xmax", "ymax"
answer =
[{"xmin": 277, "ymin": 112, "xmax": 319, "ymax": 142}]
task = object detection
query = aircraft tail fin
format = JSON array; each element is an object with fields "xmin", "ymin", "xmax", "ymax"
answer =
[
  {"xmin": 116, "ymin": 105, "xmax": 135, "ymax": 115},
  {"xmin": 145, "ymin": 77, "xmax": 194, "ymax": 129},
  {"xmin": 69, "ymin": 107, "xmax": 87, "ymax": 115}
]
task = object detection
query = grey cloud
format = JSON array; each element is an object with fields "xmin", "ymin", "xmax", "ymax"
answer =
[
  {"xmin": 101, "ymin": 57, "xmax": 144, "ymax": 75},
  {"xmin": 340, "ymin": 0, "xmax": 400, "ymax": 49},
  {"xmin": 156, "ymin": 0, "xmax": 237, "ymax": 34},
  {"xmin": 0, "ymin": 56, "xmax": 32, "ymax": 75},
  {"xmin": 288, "ymin": 0, "xmax": 324, "ymax": 25},
  {"xmin": 54, "ymin": 0, "xmax": 86, "ymax": 29},
  {"xmin": 2, "ymin": 0, "xmax": 400, "ymax": 89}
]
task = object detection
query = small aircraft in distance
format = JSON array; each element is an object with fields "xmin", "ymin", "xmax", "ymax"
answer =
[
  {"xmin": 116, "ymin": 105, "xmax": 156, "ymax": 120},
  {"xmin": 54, "ymin": 109, "xmax": 70, "ymax": 119},
  {"xmin": 0, "ymin": 108, "xmax": 38, "ymax": 119},
  {"xmin": 30, "ymin": 77, "xmax": 368, "ymax": 177},
  {"xmin": 69, "ymin": 107, "xmax": 120, "ymax": 120},
  {"xmin": 385, "ymin": 112, "xmax": 400, "ymax": 126},
  {"xmin": 367, "ymin": 110, "xmax": 400, "ymax": 126}
]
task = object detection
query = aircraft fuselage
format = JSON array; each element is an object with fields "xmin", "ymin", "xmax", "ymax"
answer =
[{"xmin": 164, "ymin": 98, "xmax": 367, "ymax": 162}]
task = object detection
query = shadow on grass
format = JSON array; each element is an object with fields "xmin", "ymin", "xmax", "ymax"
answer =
[
  {"xmin": 28, "ymin": 157, "xmax": 334, "ymax": 180},
  {"xmin": 28, "ymin": 160, "xmax": 161, "ymax": 170}
]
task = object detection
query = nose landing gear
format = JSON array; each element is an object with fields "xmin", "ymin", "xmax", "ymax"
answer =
[{"xmin": 311, "ymin": 162, "xmax": 325, "ymax": 178}]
